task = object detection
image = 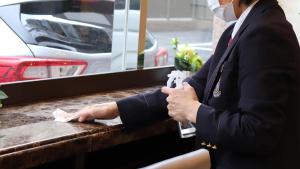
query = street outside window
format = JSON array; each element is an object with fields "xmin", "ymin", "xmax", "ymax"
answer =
[{"xmin": 146, "ymin": 0, "xmax": 214, "ymax": 66}]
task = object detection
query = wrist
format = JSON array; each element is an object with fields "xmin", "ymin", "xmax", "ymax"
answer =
[
  {"xmin": 106, "ymin": 102, "xmax": 119, "ymax": 118},
  {"xmin": 90, "ymin": 102, "xmax": 119, "ymax": 119},
  {"xmin": 187, "ymin": 101, "xmax": 201, "ymax": 123},
  {"xmin": 89, "ymin": 105, "xmax": 98, "ymax": 119}
]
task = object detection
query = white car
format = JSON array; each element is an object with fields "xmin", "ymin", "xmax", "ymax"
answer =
[{"xmin": 0, "ymin": 0, "xmax": 168, "ymax": 83}]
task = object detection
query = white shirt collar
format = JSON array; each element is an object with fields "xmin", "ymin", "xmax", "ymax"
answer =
[{"xmin": 231, "ymin": 0, "xmax": 259, "ymax": 39}]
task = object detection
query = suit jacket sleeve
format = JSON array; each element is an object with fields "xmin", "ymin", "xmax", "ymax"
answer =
[
  {"xmin": 116, "ymin": 57, "xmax": 212, "ymax": 130},
  {"xmin": 195, "ymin": 24, "xmax": 300, "ymax": 154}
]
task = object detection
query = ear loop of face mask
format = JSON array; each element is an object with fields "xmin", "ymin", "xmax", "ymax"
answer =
[
  {"xmin": 208, "ymin": 0, "xmax": 237, "ymax": 22},
  {"xmin": 207, "ymin": 0, "xmax": 221, "ymax": 12}
]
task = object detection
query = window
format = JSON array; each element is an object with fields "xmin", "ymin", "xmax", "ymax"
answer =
[
  {"xmin": 0, "ymin": 0, "xmax": 214, "ymax": 85},
  {"xmin": 0, "ymin": 0, "xmax": 170, "ymax": 84},
  {"xmin": 146, "ymin": 0, "xmax": 214, "ymax": 66}
]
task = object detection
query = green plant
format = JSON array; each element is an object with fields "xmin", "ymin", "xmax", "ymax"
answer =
[
  {"xmin": 171, "ymin": 38, "xmax": 203, "ymax": 72},
  {"xmin": 0, "ymin": 89, "xmax": 8, "ymax": 108}
]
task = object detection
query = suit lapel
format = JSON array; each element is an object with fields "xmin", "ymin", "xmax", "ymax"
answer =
[
  {"xmin": 203, "ymin": 0, "xmax": 278, "ymax": 103},
  {"xmin": 203, "ymin": 29, "xmax": 243, "ymax": 103}
]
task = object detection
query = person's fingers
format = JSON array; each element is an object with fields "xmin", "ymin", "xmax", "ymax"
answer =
[
  {"xmin": 166, "ymin": 96, "xmax": 172, "ymax": 103},
  {"xmin": 183, "ymin": 82, "xmax": 192, "ymax": 89},
  {"xmin": 77, "ymin": 108, "xmax": 93, "ymax": 122},
  {"xmin": 176, "ymin": 85, "xmax": 184, "ymax": 89},
  {"xmin": 168, "ymin": 109, "xmax": 174, "ymax": 117},
  {"xmin": 168, "ymin": 111, "xmax": 172, "ymax": 117},
  {"xmin": 167, "ymin": 104, "xmax": 172, "ymax": 111},
  {"xmin": 78, "ymin": 114, "xmax": 89, "ymax": 122},
  {"xmin": 161, "ymin": 86, "xmax": 174, "ymax": 95}
]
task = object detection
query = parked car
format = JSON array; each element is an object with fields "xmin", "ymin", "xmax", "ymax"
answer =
[{"xmin": 0, "ymin": 0, "xmax": 168, "ymax": 83}]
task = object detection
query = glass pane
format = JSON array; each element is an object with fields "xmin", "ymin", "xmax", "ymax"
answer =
[
  {"xmin": 125, "ymin": 0, "xmax": 140, "ymax": 70},
  {"xmin": 111, "ymin": 0, "xmax": 128, "ymax": 72},
  {"xmin": 110, "ymin": 0, "xmax": 141, "ymax": 71},
  {"xmin": 146, "ymin": 0, "xmax": 213, "ymax": 68}
]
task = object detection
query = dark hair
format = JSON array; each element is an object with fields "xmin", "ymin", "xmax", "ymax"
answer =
[{"xmin": 240, "ymin": 0, "xmax": 254, "ymax": 5}]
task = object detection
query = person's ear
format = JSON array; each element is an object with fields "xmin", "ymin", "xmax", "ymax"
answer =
[{"xmin": 219, "ymin": 0, "xmax": 231, "ymax": 6}]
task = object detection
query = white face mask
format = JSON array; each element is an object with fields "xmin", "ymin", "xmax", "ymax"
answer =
[{"xmin": 207, "ymin": 0, "xmax": 237, "ymax": 22}]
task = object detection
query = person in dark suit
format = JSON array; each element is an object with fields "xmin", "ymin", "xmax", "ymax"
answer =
[{"xmin": 76, "ymin": 0, "xmax": 300, "ymax": 168}]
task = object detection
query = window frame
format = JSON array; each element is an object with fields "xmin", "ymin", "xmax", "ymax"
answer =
[{"xmin": 1, "ymin": 66, "xmax": 174, "ymax": 107}]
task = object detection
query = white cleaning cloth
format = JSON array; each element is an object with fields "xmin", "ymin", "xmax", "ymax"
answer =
[{"xmin": 52, "ymin": 108, "xmax": 79, "ymax": 122}]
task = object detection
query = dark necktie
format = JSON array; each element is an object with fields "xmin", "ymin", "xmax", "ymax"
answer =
[{"xmin": 228, "ymin": 36, "xmax": 233, "ymax": 46}]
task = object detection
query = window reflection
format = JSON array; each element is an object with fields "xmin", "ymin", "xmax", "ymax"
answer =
[
  {"xmin": 21, "ymin": 1, "xmax": 113, "ymax": 54},
  {"xmin": 0, "ymin": 0, "xmax": 115, "ymax": 83}
]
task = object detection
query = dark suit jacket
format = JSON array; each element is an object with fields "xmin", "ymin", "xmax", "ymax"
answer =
[{"xmin": 117, "ymin": 0, "xmax": 300, "ymax": 168}]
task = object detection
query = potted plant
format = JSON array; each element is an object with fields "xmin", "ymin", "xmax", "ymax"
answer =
[
  {"xmin": 171, "ymin": 37, "xmax": 204, "ymax": 77},
  {"xmin": 0, "ymin": 89, "xmax": 8, "ymax": 108}
]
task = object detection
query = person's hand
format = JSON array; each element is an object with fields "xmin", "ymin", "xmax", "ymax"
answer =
[
  {"xmin": 161, "ymin": 82, "xmax": 200, "ymax": 123},
  {"xmin": 76, "ymin": 102, "xmax": 119, "ymax": 122}
]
